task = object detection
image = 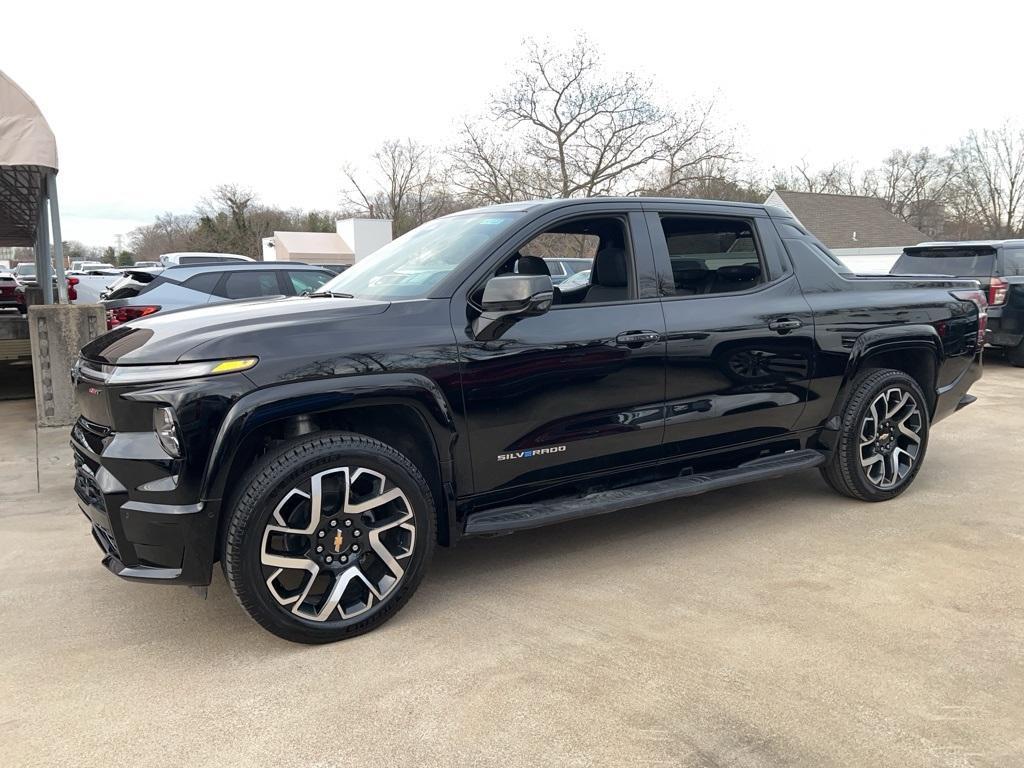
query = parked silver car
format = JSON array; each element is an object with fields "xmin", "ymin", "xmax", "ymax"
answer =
[{"xmin": 102, "ymin": 262, "xmax": 334, "ymax": 328}]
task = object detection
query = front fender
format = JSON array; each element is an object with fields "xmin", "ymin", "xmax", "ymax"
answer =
[{"xmin": 200, "ymin": 373, "xmax": 458, "ymax": 503}]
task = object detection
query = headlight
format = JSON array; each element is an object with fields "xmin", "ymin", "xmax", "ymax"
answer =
[
  {"xmin": 153, "ymin": 407, "xmax": 183, "ymax": 458},
  {"xmin": 105, "ymin": 357, "xmax": 258, "ymax": 384}
]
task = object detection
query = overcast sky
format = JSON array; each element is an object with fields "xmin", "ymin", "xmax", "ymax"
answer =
[{"xmin": 5, "ymin": 0, "xmax": 1022, "ymax": 247}]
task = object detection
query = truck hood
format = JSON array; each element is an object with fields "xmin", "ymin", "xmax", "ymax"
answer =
[{"xmin": 81, "ymin": 295, "xmax": 390, "ymax": 365}]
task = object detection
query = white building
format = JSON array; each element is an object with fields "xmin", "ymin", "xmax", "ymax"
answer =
[
  {"xmin": 262, "ymin": 217, "xmax": 392, "ymax": 266},
  {"xmin": 765, "ymin": 190, "xmax": 930, "ymax": 274}
]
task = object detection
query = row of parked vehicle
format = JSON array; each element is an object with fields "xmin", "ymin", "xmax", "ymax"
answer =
[
  {"xmin": 6, "ymin": 240, "xmax": 1022, "ymax": 365},
  {"xmin": 0, "ymin": 252, "xmax": 349, "ymax": 327},
  {"xmin": 890, "ymin": 240, "xmax": 1024, "ymax": 366}
]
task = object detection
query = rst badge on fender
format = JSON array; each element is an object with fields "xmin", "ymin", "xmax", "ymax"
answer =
[{"xmin": 497, "ymin": 445, "xmax": 567, "ymax": 462}]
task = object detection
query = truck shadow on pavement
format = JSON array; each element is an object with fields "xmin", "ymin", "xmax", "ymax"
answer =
[
  {"xmin": 425, "ymin": 472, "xmax": 835, "ymax": 589},
  {"xmin": 117, "ymin": 471, "xmax": 838, "ymax": 654}
]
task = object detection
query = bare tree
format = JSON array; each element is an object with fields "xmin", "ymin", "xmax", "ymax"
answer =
[
  {"xmin": 867, "ymin": 148, "xmax": 954, "ymax": 237},
  {"xmin": 451, "ymin": 35, "xmax": 734, "ymax": 201},
  {"xmin": 773, "ymin": 159, "xmax": 872, "ymax": 196},
  {"xmin": 342, "ymin": 139, "xmax": 459, "ymax": 235},
  {"xmin": 647, "ymin": 155, "xmax": 764, "ymax": 202},
  {"xmin": 129, "ymin": 212, "xmax": 197, "ymax": 260},
  {"xmin": 948, "ymin": 123, "xmax": 1024, "ymax": 239},
  {"xmin": 448, "ymin": 121, "xmax": 551, "ymax": 204}
]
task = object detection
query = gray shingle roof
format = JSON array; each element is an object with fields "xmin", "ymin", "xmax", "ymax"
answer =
[{"xmin": 767, "ymin": 190, "xmax": 929, "ymax": 249}]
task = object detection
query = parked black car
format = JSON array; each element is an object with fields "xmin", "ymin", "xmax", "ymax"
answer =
[
  {"xmin": 890, "ymin": 240, "xmax": 1024, "ymax": 365},
  {"xmin": 72, "ymin": 197, "xmax": 984, "ymax": 643}
]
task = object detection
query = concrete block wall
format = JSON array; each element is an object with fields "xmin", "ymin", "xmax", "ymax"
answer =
[{"xmin": 28, "ymin": 304, "xmax": 106, "ymax": 427}]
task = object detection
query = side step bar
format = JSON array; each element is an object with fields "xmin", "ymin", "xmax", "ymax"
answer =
[{"xmin": 464, "ymin": 449, "xmax": 826, "ymax": 536}]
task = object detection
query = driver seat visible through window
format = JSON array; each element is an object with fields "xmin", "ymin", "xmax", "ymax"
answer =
[
  {"xmin": 584, "ymin": 247, "xmax": 629, "ymax": 303},
  {"xmin": 511, "ymin": 215, "xmax": 631, "ymax": 306}
]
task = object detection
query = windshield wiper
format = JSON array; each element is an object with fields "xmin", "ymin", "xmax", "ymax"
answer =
[{"xmin": 307, "ymin": 290, "xmax": 355, "ymax": 298}]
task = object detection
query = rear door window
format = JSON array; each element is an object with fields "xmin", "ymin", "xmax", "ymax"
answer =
[
  {"xmin": 658, "ymin": 216, "xmax": 765, "ymax": 296},
  {"xmin": 182, "ymin": 272, "xmax": 223, "ymax": 295},
  {"xmin": 217, "ymin": 271, "xmax": 284, "ymax": 299},
  {"xmin": 1001, "ymin": 248, "xmax": 1024, "ymax": 276},
  {"xmin": 891, "ymin": 249, "xmax": 996, "ymax": 277}
]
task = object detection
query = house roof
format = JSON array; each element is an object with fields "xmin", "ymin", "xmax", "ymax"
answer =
[
  {"xmin": 766, "ymin": 190, "xmax": 928, "ymax": 249},
  {"xmin": 273, "ymin": 231, "xmax": 353, "ymax": 258}
]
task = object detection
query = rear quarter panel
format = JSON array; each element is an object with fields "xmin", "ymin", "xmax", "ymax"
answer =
[{"xmin": 779, "ymin": 235, "xmax": 981, "ymax": 430}]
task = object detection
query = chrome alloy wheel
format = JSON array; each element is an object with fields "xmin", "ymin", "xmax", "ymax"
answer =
[
  {"xmin": 260, "ymin": 467, "xmax": 416, "ymax": 622},
  {"xmin": 858, "ymin": 387, "xmax": 923, "ymax": 488}
]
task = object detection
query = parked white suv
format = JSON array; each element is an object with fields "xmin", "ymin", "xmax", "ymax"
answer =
[
  {"xmin": 70, "ymin": 261, "xmax": 110, "ymax": 272},
  {"xmin": 159, "ymin": 252, "xmax": 253, "ymax": 267}
]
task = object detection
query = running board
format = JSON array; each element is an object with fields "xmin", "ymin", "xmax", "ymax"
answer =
[{"xmin": 464, "ymin": 449, "xmax": 826, "ymax": 536}]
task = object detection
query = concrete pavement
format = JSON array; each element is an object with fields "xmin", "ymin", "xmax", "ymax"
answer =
[{"xmin": 1, "ymin": 361, "xmax": 1022, "ymax": 767}]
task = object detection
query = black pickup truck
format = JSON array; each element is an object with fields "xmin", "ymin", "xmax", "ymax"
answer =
[
  {"xmin": 71, "ymin": 198, "xmax": 985, "ymax": 643},
  {"xmin": 891, "ymin": 240, "xmax": 1024, "ymax": 365}
]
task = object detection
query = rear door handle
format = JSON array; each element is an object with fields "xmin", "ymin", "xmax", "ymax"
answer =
[
  {"xmin": 768, "ymin": 318, "xmax": 803, "ymax": 333},
  {"xmin": 616, "ymin": 330, "xmax": 662, "ymax": 347}
]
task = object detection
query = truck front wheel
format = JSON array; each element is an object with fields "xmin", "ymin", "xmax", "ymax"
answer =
[
  {"xmin": 223, "ymin": 432, "xmax": 436, "ymax": 643},
  {"xmin": 821, "ymin": 368, "xmax": 930, "ymax": 502}
]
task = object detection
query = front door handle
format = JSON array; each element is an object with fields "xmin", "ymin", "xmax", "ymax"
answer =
[
  {"xmin": 768, "ymin": 318, "xmax": 803, "ymax": 333},
  {"xmin": 616, "ymin": 330, "xmax": 661, "ymax": 347}
]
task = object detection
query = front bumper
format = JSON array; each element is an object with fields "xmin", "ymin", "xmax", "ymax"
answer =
[{"xmin": 72, "ymin": 419, "xmax": 219, "ymax": 586}]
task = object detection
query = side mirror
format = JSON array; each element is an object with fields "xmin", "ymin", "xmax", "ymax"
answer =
[{"xmin": 480, "ymin": 274, "xmax": 553, "ymax": 316}]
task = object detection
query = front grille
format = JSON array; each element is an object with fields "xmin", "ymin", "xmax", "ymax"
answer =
[
  {"xmin": 78, "ymin": 417, "xmax": 110, "ymax": 438},
  {"xmin": 74, "ymin": 463, "xmax": 120, "ymax": 559},
  {"xmin": 75, "ymin": 473, "xmax": 98, "ymax": 507},
  {"xmin": 91, "ymin": 523, "xmax": 120, "ymax": 559}
]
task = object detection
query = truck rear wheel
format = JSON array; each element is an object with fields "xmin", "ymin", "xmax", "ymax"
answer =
[
  {"xmin": 223, "ymin": 432, "xmax": 435, "ymax": 644},
  {"xmin": 821, "ymin": 368, "xmax": 930, "ymax": 502}
]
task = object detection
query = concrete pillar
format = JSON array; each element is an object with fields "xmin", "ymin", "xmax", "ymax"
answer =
[
  {"xmin": 28, "ymin": 304, "xmax": 106, "ymax": 427},
  {"xmin": 23, "ymin": 285, "xmax": 45, "ymax": 311}
]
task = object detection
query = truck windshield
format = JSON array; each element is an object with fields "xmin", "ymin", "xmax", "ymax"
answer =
[
  {"xmin": 319, "ymin": 211, "xmax": 523, "ymax": 300},
  {"xmin": 891, "ymin": 248, "xmax": 996, "ymax": 277}
]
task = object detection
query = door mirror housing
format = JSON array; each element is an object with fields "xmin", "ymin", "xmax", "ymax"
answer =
[
  {"xmin": 480, "ymin": 274, "xmax": 553, "ymax": 316},
  {"xmin": 471, "ymin": 274, "xmax": 554, "ymax": 341}
]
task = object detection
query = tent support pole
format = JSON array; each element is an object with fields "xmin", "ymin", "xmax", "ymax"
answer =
[
  {"xmin": 47, "ymin": 172, "xmax": 68, "ymax": 303},
  {"xmin": 37, "ymin": 188, "xmax": 53, "ymax": 304}
]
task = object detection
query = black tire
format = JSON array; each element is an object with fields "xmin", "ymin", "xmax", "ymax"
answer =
[
  {"xmin": 820, "ymin": 368, "xmax": 930, "ymax": 502},
  {"xmin": 1007, "ymin": 340, "xmax": 1024, "ymax": 367},
  {"xmin": 223, "ymin": 432, "xmax": 435, "ymax": 644}
]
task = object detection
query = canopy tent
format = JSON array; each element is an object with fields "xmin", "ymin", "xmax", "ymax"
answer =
[{"xmin": 0, "ymin": 69, "xmax": 65, "ymax": 303}]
